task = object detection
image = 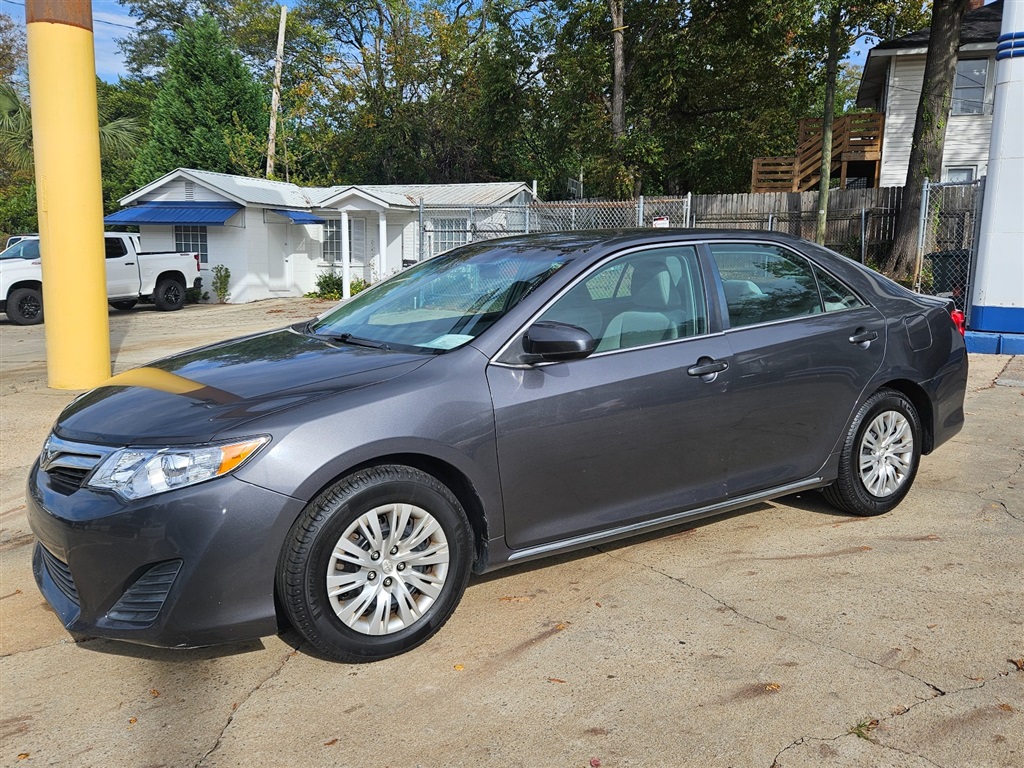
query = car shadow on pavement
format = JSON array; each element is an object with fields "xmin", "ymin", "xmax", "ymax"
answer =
[
  {"xmin": 68, "ymin": 634, "xmax": 268, "ymax": 662},
  {"xmin": 777, "ymin": 490, "xmax": 857, "ymax": 517}
]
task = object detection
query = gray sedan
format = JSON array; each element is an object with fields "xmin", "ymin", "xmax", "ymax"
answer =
[{"xmin": 27, "ymin": 231, "xmax": 967, "ymax": 661}]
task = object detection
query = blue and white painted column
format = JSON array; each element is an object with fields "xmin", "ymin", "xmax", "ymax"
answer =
[{"xmin": 968, "ymin": 0, "xmax": 1024, "ymax": 354}]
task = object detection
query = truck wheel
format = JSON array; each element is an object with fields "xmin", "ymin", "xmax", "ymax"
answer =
[
  {"xmin": 7, "ymin": 287, "xmax": 43, "ymax": 325},
  {"xmin": 153, "ymin": 278, "xmax": 185, "ymax": 311},
  {"xmin": 110, "ymin": 300, "xmax": 138, "ymax": 311}
]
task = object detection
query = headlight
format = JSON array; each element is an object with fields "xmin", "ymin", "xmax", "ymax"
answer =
[{"xmin": 87, "ymin": 436, "xmax": 270, "ymax": 500}]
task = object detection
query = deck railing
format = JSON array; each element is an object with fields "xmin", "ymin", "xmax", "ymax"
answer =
[{"xmin": 752, "ymin": 113, "xmax": 884, "ymax": 193}]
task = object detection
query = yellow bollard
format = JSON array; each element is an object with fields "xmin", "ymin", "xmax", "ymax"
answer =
[{"xmin": 26, "ymin": 0, "xmax": 110, "ymax": 389}]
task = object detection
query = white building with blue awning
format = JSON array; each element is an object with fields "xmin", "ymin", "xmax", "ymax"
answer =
[{"xmin": 106, "ymin": 168, "xmax": 534, "ymax": 303}]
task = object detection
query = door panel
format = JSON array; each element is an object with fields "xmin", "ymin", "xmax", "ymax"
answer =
[
  {"xmin": 706, "ymin": 241, "xmax": 886, "ymax": 495},
  {"xmin": 489, "ymin": 243, "xmax": 730, "ymax": 551},
  {"xmin": 722, "ymin": 306, "xmax": 886, "ymax": 494},
  {"xmin": 489, "ymin": 336, "xmax": 733, "ymax": 550}
]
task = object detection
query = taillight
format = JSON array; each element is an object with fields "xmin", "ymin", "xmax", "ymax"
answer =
[
  {"xmin": 950, "ymin": 309, "xmax": 966, "ymax": 336},
  {"xmin": 194, "ymin": 253, "xmax": 201, "ymax": 271}
]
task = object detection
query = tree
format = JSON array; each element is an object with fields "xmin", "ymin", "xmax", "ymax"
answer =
[
  {"xmin": 0, "ymin": 11, "xmax": 26, "ymax": 84},
  {"xmin": 885, "ymin": 0, "xmax": 971, "ymax": 280},
  {"xmin": 134, "ymin": 14, "xmax": 269, "ymax": 184},
  {"xmin": 118, "ymin": 0, "xmax": 284, "ymax": 78},
  {"xmin": 809, "ymin": 1, "xmax": 930, "ymax": 244}
]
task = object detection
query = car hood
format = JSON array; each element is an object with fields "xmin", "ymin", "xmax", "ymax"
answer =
[{"xmin": 55, "ymin": 327, "xmax": 433, "ymax": 445}]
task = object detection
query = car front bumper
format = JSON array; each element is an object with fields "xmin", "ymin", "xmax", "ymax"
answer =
[{"xmin": 26, "ymin": 459, "xmax": 305, "ymax": 648}]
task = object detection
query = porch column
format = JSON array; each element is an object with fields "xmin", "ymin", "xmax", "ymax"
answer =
[
  {"xmin": 341, "ymin": 210, "xmax": 351, "ymax": 300},
  {"xmin": 377, "ymin": 210, "xmax": 387, "ymax": 279}
]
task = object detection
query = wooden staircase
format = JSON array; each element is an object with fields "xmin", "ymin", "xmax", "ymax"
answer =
[{"xmin": 751, "ymin": 113, "xmax": 884, "ymax": 193}]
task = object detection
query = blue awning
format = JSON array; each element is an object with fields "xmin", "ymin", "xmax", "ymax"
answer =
[
  {"xmin": 104, "ymin": 201, "xmax": 243, "ymax": 225},
  {"xmin": 270, "ymin": 209, "xmax": 326, "ymax": 224}
]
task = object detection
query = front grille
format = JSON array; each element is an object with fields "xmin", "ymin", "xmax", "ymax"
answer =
[
  {"xmin": 39, "ymin": 435, "xmax": 113, "ymax": 494},
  {"xmin": 39, "ymin": 544, "xmax": 79, "ymax": 605},
  {"xmin": 106, "ymin": 561, "xmax": 182, "ymax": 626},
  {"xmin": 47, "ymin": 466, "xmax": 92, "ymax": 493}
]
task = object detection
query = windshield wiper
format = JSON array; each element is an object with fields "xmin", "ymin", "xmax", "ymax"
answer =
[{"xmin": 324, "ymin": 332, "xmax": 390, "ymax": 351}]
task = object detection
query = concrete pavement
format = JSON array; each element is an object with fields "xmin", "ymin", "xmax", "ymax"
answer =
[{"xmin": 1, "ymin": 301, "xmax": 1021, "ymax": 768}]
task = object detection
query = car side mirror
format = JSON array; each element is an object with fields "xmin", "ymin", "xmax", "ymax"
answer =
[{"xmin": 522, "ymin": 321, "xmax": 596, "ymax": 363}]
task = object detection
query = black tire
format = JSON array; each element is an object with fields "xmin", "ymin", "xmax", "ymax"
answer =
[
  {"xmin": 110, "ymin": 299, "xmax": 138, "ymax": 311},
  {"xmin": 7, "ymin": 287, "xmax": 43, "ymax": 325},
  {"xmin": 277, "ymin": 465, "xmax": 473, "ymax": 662},
  {"xmin": 822, "ymin": 388, "xmax": 922, "ymax": 516},
  {"xmin": 153, "ymin": 278, "xmax": 185, "ymax": 311}
]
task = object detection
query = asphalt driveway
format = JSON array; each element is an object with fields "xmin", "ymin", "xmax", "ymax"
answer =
[{"xmin": 1, "ymin": 300, "xmax": 1021, "ymax": 767}]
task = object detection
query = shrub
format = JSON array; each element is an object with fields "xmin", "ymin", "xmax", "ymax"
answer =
[
  {"xmin": 211, "ymin": 264, "xmax": 231, "ymax": 303},
  {"xmin": 308, "ymin": 270, "xmax": 368, "ymax": 300}
]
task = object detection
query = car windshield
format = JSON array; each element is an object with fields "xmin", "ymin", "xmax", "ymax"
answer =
[
  {"xmin": 309, "ymin": 241, "xmax": 573, "ymax": 353},
  {"xmin": 0, "ymin": 239, "xmax": 39, "ymax": 261}
]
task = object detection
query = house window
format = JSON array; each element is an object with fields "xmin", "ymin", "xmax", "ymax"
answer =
[
  {"xmin": 943, "ymin": 167, "xmax": 975, "ymax": 184},
  {"xmin": 322, "ymin": 218, "xmax": 368, "ymax": 276},
  {"xmin": 431, "ymin": 218, "xmax": 468, "ymax": 254},
  {"xmin": 175, "ymin": 225, "xmax": 208, "ymax": 264},
  {"xmin": 323, "ymin": 219, "xmax": 342, "ymax": 262},
  {"xmin": 951, "ymin": 59, "xmax": 987, "ymax": 116}
]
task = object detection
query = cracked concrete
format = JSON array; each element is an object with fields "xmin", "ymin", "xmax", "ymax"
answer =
[{"xmin": 1, "ymin": 303, "xmax": 1020, "ymax": 768}]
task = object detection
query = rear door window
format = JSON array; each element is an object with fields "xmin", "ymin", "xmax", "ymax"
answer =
[
  {"xmin": 709, "ymin": 243, "xmax": 823, "ymax": 327},
  {"xmin": 815, "ymin": 266, "xmax": 865, "ymax": 312}
]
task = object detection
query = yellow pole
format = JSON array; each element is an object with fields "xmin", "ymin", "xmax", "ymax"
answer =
[{"xmin": 26, "ymin": 0, "xmax": 110, "ymax": 389}]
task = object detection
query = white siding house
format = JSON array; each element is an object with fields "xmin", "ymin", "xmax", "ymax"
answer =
[
  {"xmin": 856, "ymin": 0, "xmax": 1002, "ymax": 187},
  {"xmin": 106, "ymin": 169, "xmax": 535, "ymax": 303}
]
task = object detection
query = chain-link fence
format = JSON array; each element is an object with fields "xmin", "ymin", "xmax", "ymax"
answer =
[
  {"xmin": 916, "ymin": 179, "xmax": 984, "ymax": 311},
  {"xmin": 414, "ymin": 187, "xmax": 983, "ymax": 309},
  {"xmin": 418, "ymin": 197, "xmax": 693, "ymax": 259}
]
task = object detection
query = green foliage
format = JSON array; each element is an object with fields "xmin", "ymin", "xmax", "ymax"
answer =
[
  {"xmin": 211, "ymin": 263, "xmax": 231, "ymax": 303},
  {"xmin": 0, "ymin": 76, "xmax": 147, "ymax": 240},
  {"xmin": 186, "ymin": 285, "xmax": 210, "ymax": 304},
  {"xmin": 0, "ymin": 180, "xmax": 37, "ymax": 244},
  {"xmin": 94, "ymin": 0, "xmax": 939, "ymax": 200},
  {"xmin": 308, "ymin": 271, "xmax": 368, "ymax": 300},
  {"xmin": 133, "ymin": 14, "xmax": 268, "ymax": 184}
]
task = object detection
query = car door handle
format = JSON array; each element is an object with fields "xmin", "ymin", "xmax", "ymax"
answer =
[
  {"xmin": 687, "ymin": 358, "xmax": 729, "ymax": 378},
  {"xmin": 849, "ymin": 329, "xmax": 878, "ymax": 345},
  {"xmin": 124, "ymin": 262, "xmax": 135, "ymax": 266}
]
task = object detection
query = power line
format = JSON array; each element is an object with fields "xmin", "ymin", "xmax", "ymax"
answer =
[{"xmin": 1, "ymin": 0, "xmax": 136, "ymax": 30}]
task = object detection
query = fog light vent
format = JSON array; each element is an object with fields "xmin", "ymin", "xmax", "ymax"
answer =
[
  {"xmin": 39, "ymin": 544, "xmax": 79, "ymax": 605},
  {"xmin": 106, "ymin": 560, "xmax": 182, "ymax": 626}
]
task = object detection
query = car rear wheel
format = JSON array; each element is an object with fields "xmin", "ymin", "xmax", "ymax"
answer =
[
  {"xmin": 823, "ymin": 388, "xmax": 921, "ymax": 516},
  {"xmin": 153, "ymin": 278, "xmax": 185, "ymax": 311},
  {"xmin": 7, "ymin": 287, "xmax": 43, "ymax": 325},
  {"xmin": 277, "ymin": 465, "xmax": 472, "ymax": 662}
]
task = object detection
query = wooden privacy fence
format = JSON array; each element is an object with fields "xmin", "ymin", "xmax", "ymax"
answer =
[{"xmin": 690, "ymin": 187, "xmax": 903, "ymax": 264}]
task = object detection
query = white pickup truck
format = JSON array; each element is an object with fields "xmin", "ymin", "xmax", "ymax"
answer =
[{"xmin": 0, "ymin": 233, "xmax": 202, "ymax": 325}]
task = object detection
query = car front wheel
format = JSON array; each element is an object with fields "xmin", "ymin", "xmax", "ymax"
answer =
[
  {"xmin": 277, "ymin": 465, "xmax": 473, "ymax": 662},
  {"xmin": 823, "ymin": 388, "xmax": 922, "ymax": 516}
]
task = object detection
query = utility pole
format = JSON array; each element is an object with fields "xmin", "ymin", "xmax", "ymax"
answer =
[
  {"xmin": 266, "ymin": 5, "xmax": 287, "ymax": 178},
  {"xmin": 26, "ymin": 0, "xmax": 110, "ymax": 388}
]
